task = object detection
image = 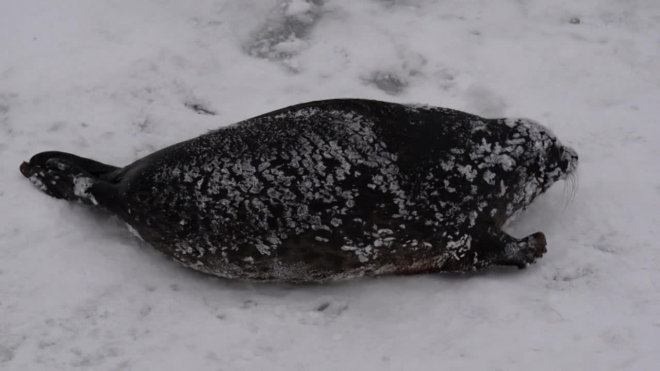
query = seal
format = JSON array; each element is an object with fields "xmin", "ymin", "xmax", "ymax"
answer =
[{"xmin": 20, "ymin": 99, "xmax": 578, "ymax": 282}]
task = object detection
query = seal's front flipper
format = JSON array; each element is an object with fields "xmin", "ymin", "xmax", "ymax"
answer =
[
  {"xmin": 501, "ymin": 232, "xmax": 547, "ymax": 269},
  {"xmin": 473, "ymin": 226, "xmax": 547, "ymax": 269},
  {"xmin": 20, "ymin": 153, "xmax": 119, "ymax": 210}
]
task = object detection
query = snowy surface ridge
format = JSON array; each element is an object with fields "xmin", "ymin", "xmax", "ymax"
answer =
[{"xmin": 1, "ymin": 0, "xmax": 659, "ymax": 370}]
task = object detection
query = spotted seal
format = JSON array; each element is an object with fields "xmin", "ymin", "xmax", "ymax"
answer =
[{"xmin": 20, "ymin": 99, "xmax": 578, "ymax": 282}]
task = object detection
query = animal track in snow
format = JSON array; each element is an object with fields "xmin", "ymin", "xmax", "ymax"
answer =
[
  {"xmin": 184, "ymin": 102, "xmax": 216, "ymax": 116},
  {"xmin": 302, "ymin": 299, "xmax": 349, "ymax": 325},
  {"xmin": 362, "ymin": 46, "xmax": 428, "ymax": 95},
  {"xmin": 244, "ymin": 0, "xmax": 324, "ymax": 62},
  {"xmin": 363, "ymin": 71, "xmax": 408, "ymax": 95},
  {"xmin": 552, "ymin": 265, "xmax": 594, "ymax": 283}
]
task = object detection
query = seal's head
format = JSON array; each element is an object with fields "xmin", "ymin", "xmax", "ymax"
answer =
[
  {"xmin": 545, "ymin": 138, "xmax": 579, "ymax": 183},
  {"xmin": 506, "ymin": 118, "xmax": 579, "ymax": 190}
]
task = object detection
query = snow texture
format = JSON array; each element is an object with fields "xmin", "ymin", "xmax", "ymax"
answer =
[{"xmin": 1, "ymin": 0, "xmax": 659, "ymax": 370}]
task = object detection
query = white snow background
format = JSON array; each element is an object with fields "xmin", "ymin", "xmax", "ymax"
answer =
[{"xmin": 1, "ymin": 0, "xmax": 659, "ymax": 370}]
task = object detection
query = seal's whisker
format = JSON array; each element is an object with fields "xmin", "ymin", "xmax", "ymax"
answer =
[
  {"xmin": 561, "ymin": 179, "xmax": 570, "ymax": 211},
  {"xmin": 571, "ymin": 171, "xmax": 580, "ymax": 205},
  {"xmin": 561, "ymin": 171, "xmax": 579, "ymax": 211}
]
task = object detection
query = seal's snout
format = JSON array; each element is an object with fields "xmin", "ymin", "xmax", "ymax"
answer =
[
  {"xmin": 547, "ymin": 140, "xmax": 578, "ymax": 179},
  {"xmin": 561, "ymin": 145, "xmax": 579, "ymax": 176}
]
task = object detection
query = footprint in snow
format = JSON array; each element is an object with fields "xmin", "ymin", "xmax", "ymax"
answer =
[{"xmin": 244, "ymin": 0, "xmax": 325, "ymax": 63}]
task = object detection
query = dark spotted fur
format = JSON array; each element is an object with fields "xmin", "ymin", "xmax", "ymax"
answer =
[{"xmin": 20, "ymin": 99, "xmax": 578, "ymax": 282}]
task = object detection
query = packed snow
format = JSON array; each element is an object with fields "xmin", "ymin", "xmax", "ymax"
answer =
[{"xmin": 1, "ymin": 0, "xmax": 659, "ymax": 370}]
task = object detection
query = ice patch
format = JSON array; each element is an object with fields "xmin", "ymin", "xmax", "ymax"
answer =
[{"xmin": 285, "ymin": 0, "xmax": 313, "ymax": 17}]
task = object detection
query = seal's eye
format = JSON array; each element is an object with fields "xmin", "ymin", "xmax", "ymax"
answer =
[
  {"xmin": 548, "ymin": 142, "xmax": 562, "ymax": 164},
  {"xmin": 541, "ymin": 142, "xmax": 566, "ymax": 181},
  {"xmin": 547, "ymin": 142, "xmax": 579, "ymax": 181}
]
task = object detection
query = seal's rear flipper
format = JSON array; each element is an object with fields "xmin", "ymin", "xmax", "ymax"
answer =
[
  {"xmin": 24, "ymin": 151, "xmax": 120, "ymax": 178},
  {"xmin": 20, "ymin": 152, "xmax": 119, "ymax": 210}
]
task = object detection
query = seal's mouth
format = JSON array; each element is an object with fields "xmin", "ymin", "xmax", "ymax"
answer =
[
  {"xmin": 562, "ymin": 145, "xmax": 579, "ymax": 178},
  {"xmin": 559, "ymin": 145, "xmax": 579, "ymax": 208}
]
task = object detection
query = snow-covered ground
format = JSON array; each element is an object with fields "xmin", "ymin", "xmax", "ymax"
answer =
[{"xmin": 1, "ymin": 0, "xmax": 659, "ymax": 369}]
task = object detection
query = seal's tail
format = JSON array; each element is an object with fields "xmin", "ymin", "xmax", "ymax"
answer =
[
  {"xmin": 20, "ymin": 151, "xmax": 120, "ymax": 209},
  {"xmin": 22, "ymin": 151, "xmax": 119, "ymax": 177}
]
